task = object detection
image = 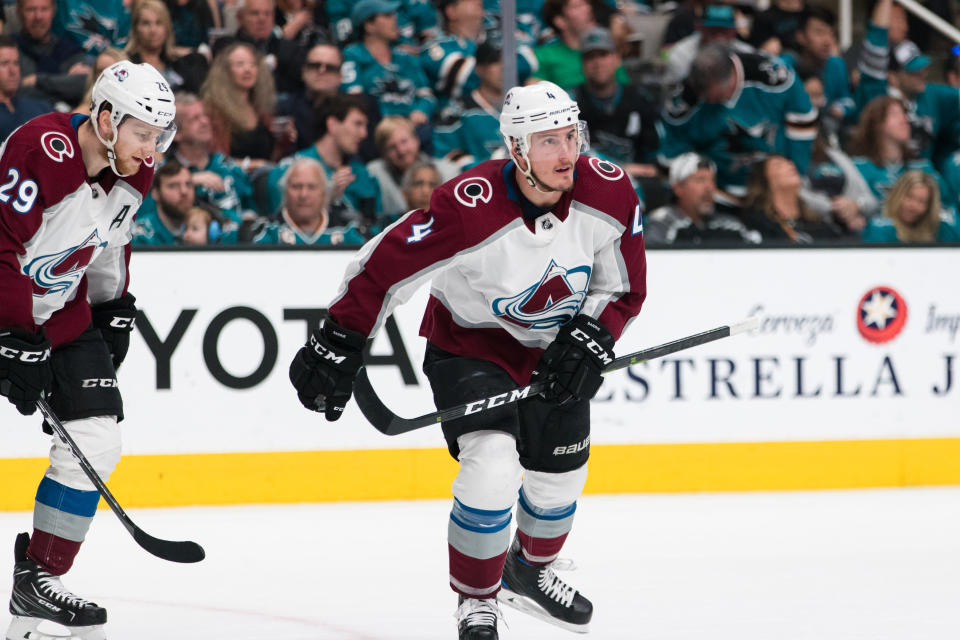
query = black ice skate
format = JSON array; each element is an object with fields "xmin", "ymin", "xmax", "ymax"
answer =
[
  {"xmin": 456, "ymin": 596, "xmax": 501, "ymax": 640},
  {"xmin": 6, "ymin": 533, "xmax": 107, "ymax": 640},
  {"xmin": 498, "ymin": 536, "xmax": 592, "ymax": 633}
]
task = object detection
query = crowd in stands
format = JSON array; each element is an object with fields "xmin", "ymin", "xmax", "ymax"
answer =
[{"xmin": 1, "ymin": 0, "xmax": 959, "ymax": 246}]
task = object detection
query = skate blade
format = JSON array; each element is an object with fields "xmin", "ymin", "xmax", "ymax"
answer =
[
  {"xmin": 6, "ymin": 616, "xmax": 106, "ymax": 640},
  {"xmin": 496, "ymin": 590, "xmax": 590, "ymax": 634}
]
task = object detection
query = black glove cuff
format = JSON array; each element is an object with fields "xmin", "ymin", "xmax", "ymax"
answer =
[
  {"xmin": 91, "ymin": 293, "xmax": 137, "ymax": 333},
  {"xmin": 0, "ymin": 328, "xmax": 51, "ymax": 362},
  {"xmin": 319, "ymin": 318, "xmax": 366, "ymax": 353}
]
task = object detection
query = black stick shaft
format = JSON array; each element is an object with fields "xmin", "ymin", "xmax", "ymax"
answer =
[
  {"xmin": 354, "ymin": 319, "xmax": 757, "ymax": 435},
  {"xmin": 36, "ymin": 399, "xmax": 205, "ymax": 563}
]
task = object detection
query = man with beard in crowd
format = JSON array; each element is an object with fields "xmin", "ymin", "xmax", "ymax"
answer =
[{"xmin": 132, "ymin": 159, "xmax": 196, "ymax": 244}]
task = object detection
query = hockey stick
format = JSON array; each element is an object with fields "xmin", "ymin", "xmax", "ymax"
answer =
[
  {"xmin": 354, "ymin": 317, "xmax": 759, "ymax": 436},
  {"xmin": 36, "ymin": 398, "xmax": 206, "ymax": 564}
]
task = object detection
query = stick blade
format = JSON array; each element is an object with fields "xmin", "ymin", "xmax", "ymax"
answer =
[{"xmin": 132, "ymin": 527, "xmax": 205, "ymax": 563}]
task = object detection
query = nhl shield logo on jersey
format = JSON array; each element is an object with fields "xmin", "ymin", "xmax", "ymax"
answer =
[
  {"xmin": 492, "ymin": 260, "xmax": 591, "ymax": 330},
  {"xmin": 587, "ymin": 156, "xmax": 625, "ymax": 181},
  {"xmin": 23, "ymin": 230, "xmax": 108, "ymax": 297},
  {"xmin": 454, "ymin": 177, "xmax": 493, "ymax": 208}
]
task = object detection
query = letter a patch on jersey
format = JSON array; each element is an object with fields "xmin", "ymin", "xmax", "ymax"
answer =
[
  {"xmin": 110, "ymin": 204, "xmax": 132, "ymax": 230},
  {"xmin": 631, "ymin": 203, "xmax": 643, "ymax": 235}
]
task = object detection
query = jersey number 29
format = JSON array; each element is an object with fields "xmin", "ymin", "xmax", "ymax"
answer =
[{"xmin": 0, "ymin": 168, "xmax": 39, "ymax": 214}]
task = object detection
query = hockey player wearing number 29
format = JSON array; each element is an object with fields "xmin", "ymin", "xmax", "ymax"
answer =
[
  {"xmin": 289, "ymin": 81, "xmax": 647, "ymax": 639},
  {"xmin": 0, "ymin": 61, "xmax": 175, "ymax": 640}
]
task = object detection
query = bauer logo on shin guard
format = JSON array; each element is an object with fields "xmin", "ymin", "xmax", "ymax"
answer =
[{"xmin": 553, "ymin": 435, "xmax": 590, "ymax": 456}]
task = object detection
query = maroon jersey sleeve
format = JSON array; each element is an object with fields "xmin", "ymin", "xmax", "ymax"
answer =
[
  {"xmin": 0, "ymin": 120, "xmax": 87, "ymax": 331},
  {"xmin": 574, "ymin": 156, "xmax": 647, "ymax": 340},
  {"xmin": 328, "ymin": 186, "xmax": 470, "ymax": 336}
]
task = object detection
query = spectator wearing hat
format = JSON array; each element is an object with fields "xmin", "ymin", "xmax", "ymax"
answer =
[
  {"xmin": 659, "ymin": 43, "xmax": 818, "ymax": 205},
  {"xmin": 852, "ymin": 0, "xmax": 960, "ymax": 170},
  {"xmin": 341, "ymin": 0, "xmax": 436, "ymax": 132},
  {"xmin": 420, "ymin": 0, "xmax": 536, "ymax": 118},
  {"xmin": 432, "ymin": 41, "xmax": 506, "ymax": 170},
  {"xmin": 645, "ymin": 152, "xmax": 761, "ymax": 246},
  {"xmin": 327, "ymin": 0, "xmax": 436, "ymax": 52},
  {"xmin": 572, "ymin": 27, "xmax": 659, "ymax": 179},
  {"xmin": 664, "ymin": 4, "xmax": 754, "ymax": 84},
  {"xmin": 533, "ymin": 0, "xmax": 630, "ymax": 89}
]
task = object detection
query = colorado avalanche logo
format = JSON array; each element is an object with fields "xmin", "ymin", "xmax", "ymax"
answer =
[
  {"xmin": 588, "ymin": 157, "xmax": 624, "ymax": 181},
  {"xmin": 454, "ymin": 177, "xmax": 493, "ymax": 208},
  {"xmin": 857, "ymin": 286, "xmax": 907, "ymax": 344},
  {"xmin": 492, "ymin": 260, "xmax": 590, "ymax": 330},
  {"xmin": 40, "ymin": 132, "xmax": 75, "ymax": 163},
  {"xmin": 24, "ymin": 230, "xmax": 108, "ymax": 297},
  {"xmin": 113, "ymin": 67, "xmax": 128, "ymax": 82}
]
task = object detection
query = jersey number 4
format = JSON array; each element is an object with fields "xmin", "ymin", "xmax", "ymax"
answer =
[{"xmin": 0, "ymin": 168, "xmax": 39, "ymax": 214}]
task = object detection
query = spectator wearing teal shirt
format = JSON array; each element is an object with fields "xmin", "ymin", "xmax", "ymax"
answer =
[
  {"xmin": 779, "ymin": 6, "xmax": 854, "ymax": 127},
  {"xmin": 53, "ymin": 0, "xmax": 130, "ymax": 54},
  {"xmin": 341, "ymin": 0, "xmax": 436, "ymax": 124},
  {"xmin": 658, "ymin": 44, "xmax": 818, "ymax": 203},
  {"xmin": 173, "ymin": 93, "xmax": 257, "ymax": 222},
  {"xmin": 266, "ymin": 94, "xmax": 381, "ymax": 228},
  {"xmin": 849, "ymin": 95, "xmax": 953, "ymax": 216},
  {"xmin": 252, "ymin": 157, "xmax": 366, "ymax": 245},
  {"xmin": 854, "ymin": 11, "xmax": 960, "ymax": 171},
  {"xmin": 863, "ymin": 170, "xmax": 960, "ymax": 243},
  {"xmin": 420, "ymin": 0, "xmax": 536, "ymax": 118},
  {"xmin": 432, "ymin": 41, "xmax": 505, "ymax": 169},
  {"xmin": 132, "ymin": 160, "xmax": 195, "ymax": 246}
]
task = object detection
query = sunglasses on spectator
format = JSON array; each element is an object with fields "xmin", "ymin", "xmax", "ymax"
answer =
[{"xmin": 304, "ymin": 62, "xmax": 341, "ymax": 72}]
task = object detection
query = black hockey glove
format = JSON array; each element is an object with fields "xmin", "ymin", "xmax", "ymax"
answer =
[
  {"xmin": 90, "ymin": 293, "xmax": 137, "ymax": 370},
  {"xmin": 289, "ymin": 318, "xmax": 366, "ymax": 421},
  {"xmin": 532, "ymin": 315, "xmax": 615, "ymax": 406},
  {"xmin": 0, "ymin": 328, "xmax": 53, "ymax": 416}
]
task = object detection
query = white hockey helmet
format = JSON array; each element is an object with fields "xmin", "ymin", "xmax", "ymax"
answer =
[
  {"xmin": 499, "ymin": 81, "xmax": 588, "ymax": 157},
  {"xmin": 91, "ymin": 61, "xmax": 177, "ymax": 174}
]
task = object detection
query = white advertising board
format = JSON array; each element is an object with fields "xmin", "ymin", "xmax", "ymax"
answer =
[{"xmin": 4, "ymin": 247, "xmax": 959, "ymax": 457}]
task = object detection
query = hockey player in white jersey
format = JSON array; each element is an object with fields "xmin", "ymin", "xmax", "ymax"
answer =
[
  {"xmin": 290, "ymin": 81, "xmax": 647, "ymax": 639},
  {"xmin": 0, "ymin": 61, "xmax": 175, "ymax": 640}
]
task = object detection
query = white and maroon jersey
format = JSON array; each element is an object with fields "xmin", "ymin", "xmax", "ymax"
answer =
[
  {"xmin": 330, "ymin": 155, "xmax": 647, "ymax": 384},
  {"xmin": 0, "ymin": 113, "xmax": 153, "ymax": 348}
]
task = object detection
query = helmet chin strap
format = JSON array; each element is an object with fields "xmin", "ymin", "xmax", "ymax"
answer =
[
  {"xmin": 514, "ymin": 144, "xmax": 562, "ymax": 195},
  {"xmin": 92, "ymin": 114, "xmax": 133, "ymax": 177}
]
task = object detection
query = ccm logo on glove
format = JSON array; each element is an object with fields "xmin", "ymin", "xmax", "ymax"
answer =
[
  {"xmin": 309, "ymin": 334, "xmax": 350, "ymax": 364},
  {"xmin": 0, "ymin": 344, "xmax": 51, "ymax": 363},
  {"xmin": 568, "ymin": 327, "xmax": 614, "ymax": 366}
]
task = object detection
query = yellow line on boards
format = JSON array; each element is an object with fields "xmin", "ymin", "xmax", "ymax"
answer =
[{"xmin": 1, "ymin": 438, "xmax": 959, "ymax": 511}]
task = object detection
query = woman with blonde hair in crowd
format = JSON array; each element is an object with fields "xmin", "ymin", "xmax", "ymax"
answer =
[
  {"xmin": 125, "ymin": 0, "xmax": 208, "ymax": 92},
  {"xmin": 200, "ymin": 41, "xmax": 285, "ymax": 172},
  {"xmin": 863, "ymin": 171, "xmax": 960, "ymax": 242},
  {"xmin": 741, "ymin": 154, "xmax": 845, "ymax": 244}
]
